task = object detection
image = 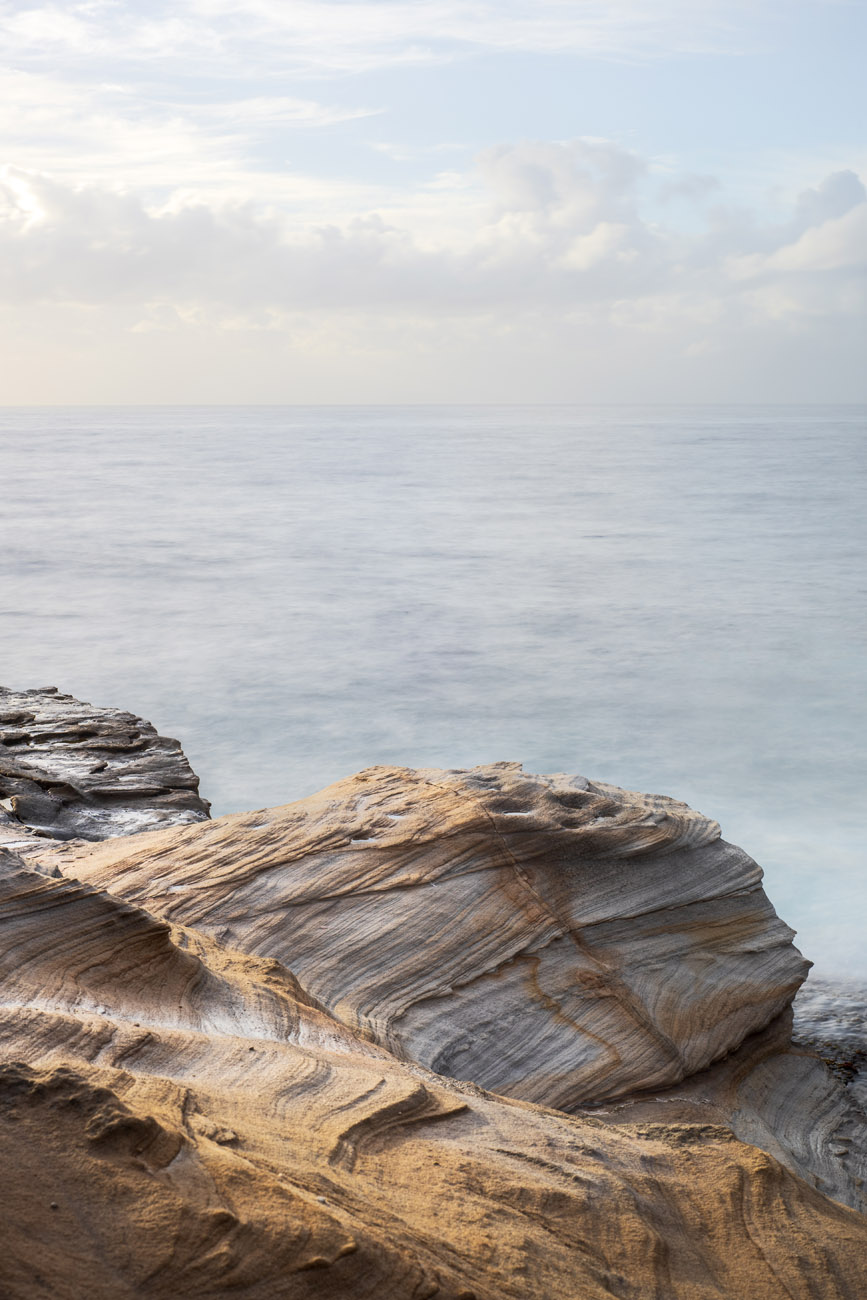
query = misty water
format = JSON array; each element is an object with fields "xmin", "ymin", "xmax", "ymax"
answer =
[{"xmin": 1, "ymin": 404, "xmax": 864, "ymax": 976}]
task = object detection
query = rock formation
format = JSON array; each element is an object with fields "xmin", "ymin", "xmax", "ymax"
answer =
[
  {"xmin": 44, "ymin": 763, "xmax": 808, "ymax": 1110},
  {"xmin": 0, "ymin": 685, "xmax": 209, "ymax": 850},
  {"xmin": 1, "ymin": 690, "xmax": 865, "ymax": 1299}
]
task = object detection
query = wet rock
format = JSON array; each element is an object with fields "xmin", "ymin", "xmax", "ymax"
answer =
[
  {"xmin": 0, "ymin": 685, "xmax": 209, "ymax": 849},
  {"xmin": 794, "ymin": 977, "xmax": 867, "ymax": 1112}
]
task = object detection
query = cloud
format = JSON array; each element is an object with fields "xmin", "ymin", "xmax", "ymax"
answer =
[
  {"xmin": 0, "ymin": 2, "xmax": 859, "ymax": 401},
  {"xmin": 0, "ymin": 2, "xmax": 845, "ymax": 213},
  {"xmin": 0, "ymin": 143, "xmax": 863, "ymax": 342},
  {"xmin": 727, "ymin": 174, "xmax": 867, "ymax": 281},
  {"xmin": 794, "ymin": 169, "xmax": 867, "ymax": 230},
  {"xmin": 0, "ymin": 0, "xmax": 765, "ymax": 76},
  {"xmin": 202, "ymin": 97, "xmax": 382, "ymax": 128},
  {"xmin": 0, "ymin": 141, "xmax": 651, "ymax": 313},
  {"xmin": 0, "ymin": 67, "xmax": 384, "ymax": 203},
  {"xmin": 657, "ymin": 173, "xmax": 721, "ymax": 204}
]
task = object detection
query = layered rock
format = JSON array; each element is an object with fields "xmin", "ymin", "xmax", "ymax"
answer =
[
  {"xmin": 50, "ymin": 763, "xmax": 808, "ymax": 1112},
  {"xmin": 0, "ymin": 685, "xmax": 209, "ymax": 849},
  {"xmin": 586, "ymin": 1005, "xmax": 867, "ymax": 1213},
  {"xmin": 1, "ymin": 855, "xmax": 865, "ymax": 1300},
  {"xmin": 2, "ymin": 690, "xmax": 866, "ymax": 1298}
]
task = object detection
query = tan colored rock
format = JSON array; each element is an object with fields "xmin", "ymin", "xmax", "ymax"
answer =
[
  {"xmin": 1, "ymin": 857, "xmax": 865, "ymax": 1300},
  {"xmin": 52, "ymin": 763, "xmax": 809, "ymax": 1111},
  {"xmin": 3, "ymin": 691, "xmax": 865, "ymax": 1297},
  {"xmin": 583, "ymin": 1006, "xmax": 867, "ymax": 1213}
]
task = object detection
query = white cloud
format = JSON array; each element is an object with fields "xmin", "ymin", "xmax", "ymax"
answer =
[
  {"xmin": 0, "ymin": 68, "xmax": 384, "ymax": 202},
  {"xmin": 794, "ymin": 169, "xmax": 867, "ymax": 228},
  {"xmin": 202, "ymin": 97, "xmax": 382, "ymax": 128},
  {"xmin": 0, "ymin": 141, "xmax": 863, "ymax": 404},
  {"xmin": 727, "ymin": 175, "xmax": 867, "ymax": 280},
  {"xmin": 770, "ymin": 205, "xmax": 867, "ymax": 273},
  {"xmin": 560, "ymin": 221, "xmax": 637, "ymax": 271},
  {"xmin": 0, "ymin": 1, "xmax": 850, "ymax": 216}
]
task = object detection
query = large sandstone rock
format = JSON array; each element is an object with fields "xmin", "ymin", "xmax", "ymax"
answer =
[
  {"xmin": 2, "ymin": 690, "xmax": 865, "ymax": 1298},
  {"xmin": 1, "ymin": 854, "xmax": 865, "ymax": 1300},
  {"xmin": 51, "ymin": 763, "xmax": 808, "ymax": 1111}
]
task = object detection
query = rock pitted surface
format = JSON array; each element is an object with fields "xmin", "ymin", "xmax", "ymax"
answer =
[
  {"xmin": 1, "ymin": 691, "xmax": 865, "ymax": 1299},
  {"xmin": 0, "ymin": 685, "xmax": 209, "ymax": 849}
]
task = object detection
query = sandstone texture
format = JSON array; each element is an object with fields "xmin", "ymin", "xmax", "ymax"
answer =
[
  {"xmin": 0, "ymin": 685, "xmax": 209, "ymax": 850},
  {"xmin": 1, "ymin": 691, "xmax": 865, "ymax": 1299},
  {"xmin": 43, "ymin": 763, "xmax": 808, "ymax": 1110}
]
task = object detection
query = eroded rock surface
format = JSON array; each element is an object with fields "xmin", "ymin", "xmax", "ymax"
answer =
[
  {"xmin": 52, "ymin": 763, "xmax": 809, "ymax": 1112},
  {"xmin": 1, "ymin": 855, "xmax": 865, "ymax": 1300},
  {"xmin": 0, "ymin": 685, "xmax": 209, "ymax": 849},
  {"xmin": 584, "ymin": 1007, "xmax": 867, "ymax": 1213},
  {"xmin": 2, "ymin": 690, "xmax": 865, "ymax": 1298}
]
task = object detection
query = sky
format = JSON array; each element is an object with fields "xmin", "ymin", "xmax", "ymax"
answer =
[{"xmin": 0, "ymin": 0, "xmax": 865, "ymax": 402}]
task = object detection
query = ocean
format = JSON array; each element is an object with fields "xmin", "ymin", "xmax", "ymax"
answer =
[{"xmin": 1, "ymin": 404, "xmax": 864, "ymax": 976}]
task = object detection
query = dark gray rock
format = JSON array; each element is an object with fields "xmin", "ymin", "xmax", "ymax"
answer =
[{"xmin": 0, "ymin": 685, "xmax": 209, "ymax": 848}]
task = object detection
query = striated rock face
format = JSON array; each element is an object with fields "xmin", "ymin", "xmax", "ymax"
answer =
[
  {"xmin": 0, "ymin": 685, "xmax": 209, "ymax": 849},
  {"xmin": 586, "ymin": 1005, "xmax": 867, "ymax": 1214},
  {"xmin": 2, "ymin": 690, "xmax": 866, "ymax": 1298},
  {"xmin": 1, "ymin": 854, "xmax": 866, "ymax": 1300},
  {"xmin": 52, "ymin": 762, "xmax": 808, "ymax": 1111}
]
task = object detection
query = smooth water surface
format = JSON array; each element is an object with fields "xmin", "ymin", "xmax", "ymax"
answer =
[{"xmin": 1, "ymin": 405, "xmax": 864, "ymax": 974}]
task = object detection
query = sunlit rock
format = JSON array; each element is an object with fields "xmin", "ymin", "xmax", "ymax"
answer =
[
  {"xmin": 2, "ymin": 689, "xmax": 865, "ymax": 1299},
  {"xmin": 55, "ymin": 762, "xmax": 809, "ymax": 1110}
]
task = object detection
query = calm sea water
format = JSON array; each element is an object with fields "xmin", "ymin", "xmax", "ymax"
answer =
[{"xmin": 1, "ymin": 405, "xmax": 864, "ymax": 976}]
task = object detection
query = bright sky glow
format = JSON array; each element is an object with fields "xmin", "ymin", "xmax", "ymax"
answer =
[{"xmin": 0, "ymin": 0, "xmax": 864, "ymax": 401}]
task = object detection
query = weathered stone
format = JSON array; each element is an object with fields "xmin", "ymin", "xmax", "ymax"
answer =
[
  {"xmin": 0, "ymin": 855, "xmax": 864, "ymax": 1300},
  {"xmin": 53, "ymin": 762, "xmax": 809, "ymax": 1111},
  {"xmin": 2, "ymin": 690, "xmax": 865, "ymax": 1299},
  {"xmin": 794, "ymin": 977, "xmax": 867, "ymax": 1111},
  {"xmin": 0, "ymin": 685, "xmax": 209, "ymax": 849}
]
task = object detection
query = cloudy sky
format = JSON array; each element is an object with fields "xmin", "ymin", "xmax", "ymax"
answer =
[{"xmin": 1, "ymin": 0, "xmax": 864, "ymax": 402}]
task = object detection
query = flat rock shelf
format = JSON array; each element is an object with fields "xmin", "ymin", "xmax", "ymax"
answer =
[{"xmin": 0, "ymin": 687, "xmax": 864, "ymax": 1300}]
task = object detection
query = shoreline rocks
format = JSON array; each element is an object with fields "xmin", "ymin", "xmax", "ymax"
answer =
[
  {"xmin": 0, "ymin": 688, "xmax": 864, "ymax": 1299},
  {"xmin": 794, "ymin": 977, "xmax": 867, "ymax": 1111}
]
